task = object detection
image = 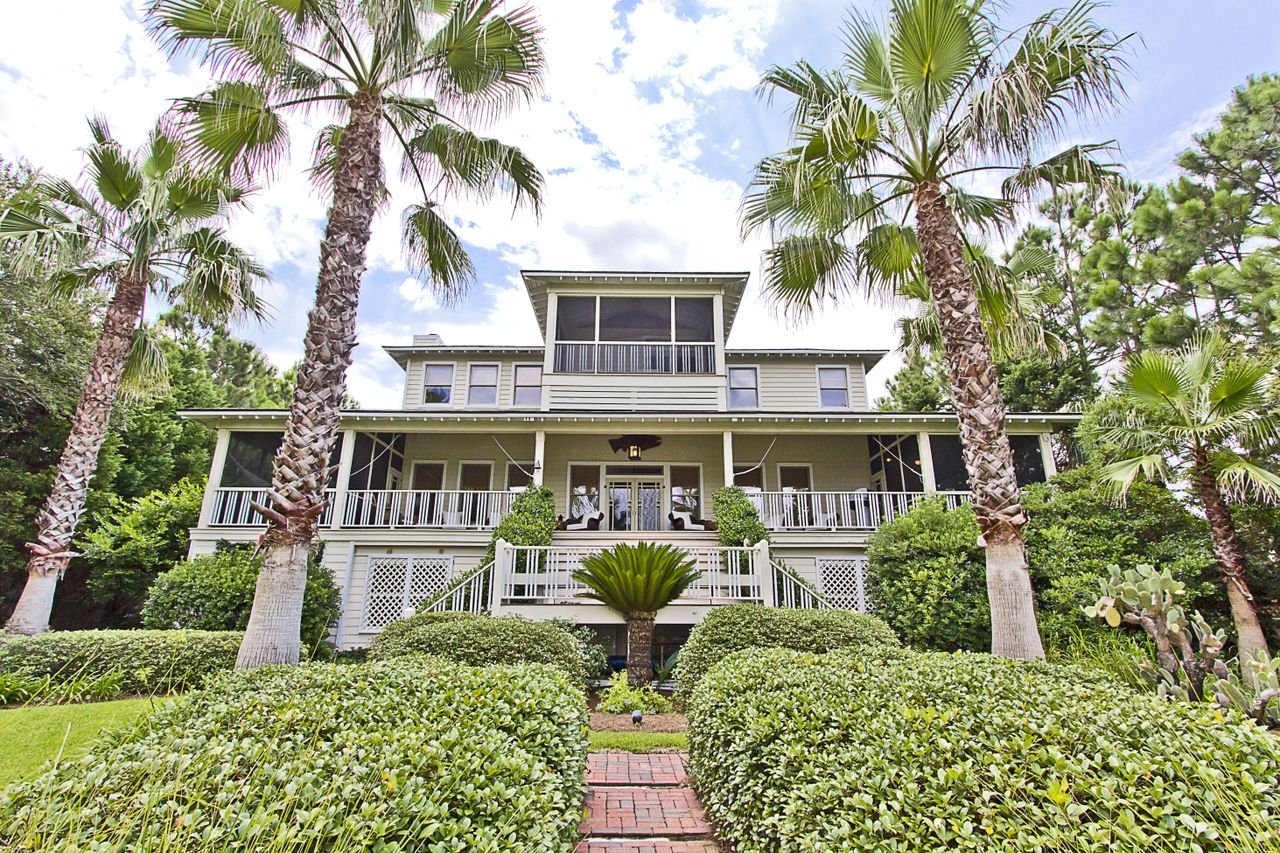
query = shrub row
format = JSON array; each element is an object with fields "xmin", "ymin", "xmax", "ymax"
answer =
[
  {"xmin": 368, "ymin": 611, "xmax": 587, "ymax": 680},
  {"xmin": 687, "ymin": 648, "xmax": 1280, "ymax": 852},
  {"xmin": 674, "ymin": 604, "xmax": 899, "ymax": 700},
  {"xmin": 1, "ymin": 655, "xmax": 590, "ymax": 850},
  {"xmin": 0, "ymin": 629, "xmax": 241, "ymax": 694}
]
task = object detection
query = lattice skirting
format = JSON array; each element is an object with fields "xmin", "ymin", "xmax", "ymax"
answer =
[
  {"xmin": 361, "ymin": 555, "xmax": 455, "ymax": 630},
  {"xmin": 816, "ymin": 557, "xmax": 872, "ymax": 613}
]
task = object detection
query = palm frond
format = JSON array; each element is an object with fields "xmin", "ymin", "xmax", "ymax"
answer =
[
  {"xmin": 573, "ymin": 543, "xmax": 701, "ymax": 614},
  {"xmin": 173, "ymin": 81, "xmax": 290, "ymax": 178},
  {"xmin": 402, "ymin": 201, "xmax": 475, "ymax": 299},
  {"xmin": 1216, "ymin": 455, "xmax": 1280, "ymax": 504},
  {"xmin": 759, "ymin": 233, "xmax": 859, "ymax": 317},
  {"xmin": 86, "ymin": 116, "xmax": 143, "ymax": 211},
  {"xmin": 1097, "ymin": 453, "xmax": 1172, "ymax": 499},
  {"xmin": 118, "ymin": 324, "xmax": 171, "ymax": 403},
  {"xmin": 423, "ymin": 0, "xmax": 545, "ymax": 121},
  {"xmin": 1120, "ymin": 349, "xmax": 1189, "ymax": 410},
  {"xmin": 1002, "ymin": 141, "xmax": 1124, "ymax": 201},
  {"xmin": 147, "ymin": 0, "xmax": 293, "ymax": 79},
  {"xmin": 887, "ymin": 0, "xmax": 982, "ymax": 119},
  {"xmin": 405, "ymin": 121, "xmax": 543, "ymax": 213},
  {"xmin": 167, "ymin": 227, "xmax": 270, "ymax": 323}
]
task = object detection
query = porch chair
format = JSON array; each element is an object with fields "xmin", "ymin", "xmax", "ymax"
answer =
[{"xmin": 668, "ymin": 510, "xmax": 708, "ymax": 531}]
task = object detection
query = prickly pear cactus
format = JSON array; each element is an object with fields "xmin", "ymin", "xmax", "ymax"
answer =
[{"xmin": 1208, "ymin": 652, "xmax": 1280, "ymax": 729}]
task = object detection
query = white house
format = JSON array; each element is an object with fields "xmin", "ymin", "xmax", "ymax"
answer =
[{"xmin": 183, "ymin": 270, "xmax": 1076, "ymax": 656}]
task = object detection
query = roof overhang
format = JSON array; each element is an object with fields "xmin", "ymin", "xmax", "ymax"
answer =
[
  {"xmin": 382, "ymin": 345, "xmax": 545, "ymax": 370},
  {"xmin": 521, "ymin": 270, "xmax": 750, "ymax": 340},
  {"xmin": 726, "ymin": 349, "xmax": 890, "ymax": 370}
]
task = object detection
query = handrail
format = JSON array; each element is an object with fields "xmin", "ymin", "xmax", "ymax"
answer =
[
  {"xmin": 553, "ymin": 341, "xmax": 716, "ymax": 375},
  {"xmin": 340, "ymin": 489, "xmax": 516, "ymax": 529},
  {"xmin": 209, "ymin": 487, "xmax": 335, "ymax": 526},
  {"xmin": 418, "ymin": 560, "xmax": 494, "ymax": 614},
  {"xmin": 771, "ymin": 559, "xmax": 835, "ymax": 610},
  {"xmin": 748, "ymin": 490, "xmax": 971, "ymax": 531}
]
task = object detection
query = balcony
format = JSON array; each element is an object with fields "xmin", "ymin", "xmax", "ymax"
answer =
[
  {"xmin": 553, "ymin": 342, "xmax": 716, "ymax": 374},
  {"xmin": 209, "ymin": 487, "xmax": 336, "ymax": 526},
  {"xmin": 747, "ymin": 490, "xmax": 971, "ymax": 531}
]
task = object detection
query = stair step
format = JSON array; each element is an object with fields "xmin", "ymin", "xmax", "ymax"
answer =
[
  {"xmin": 576, "ymin": 841, "xmax": 720, "ymax": 852},
  {"xmin": 586, "ymin": 752, "xmax": 688, "ymax": 787},
  {"xmin": 580, "ymin": 787, "xmax": 712, "ymax": 838}
]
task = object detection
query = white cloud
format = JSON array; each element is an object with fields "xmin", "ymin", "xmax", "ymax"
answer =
[{"xmin": 396, "ymin": 277, "xmax": 440, "ymax": 312}]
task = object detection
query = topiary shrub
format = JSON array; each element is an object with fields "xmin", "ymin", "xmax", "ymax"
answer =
[
  {"xmin": 687, "ymin": 648, "xmax": 1280, "ymax": 852},
  {"xmin": 367, "ymin": 613, "xmax": 587, "ymax": 680},
  {"xmin": 0, "ymin": 629, "xmax": 241, "ymax": 694},
  {"xmin": 675, "ymin": 604, "xmax": 898, "ymax": 701},
  {"xmin": 865, "ymin": 497, "xmax": 989, "ymax": 651},
  {"xmin": 711, "ymin": 486, "xmax": 769, "ymax": 547},
  {"xmin": 0, "ymin": 656, "xmax": 589, "ymax": 849},
  {"xmin": 140, "ymin": 546, "xmax": 341, "ymax": 655}
]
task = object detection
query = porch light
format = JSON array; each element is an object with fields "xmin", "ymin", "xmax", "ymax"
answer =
[
  {"xmin": 608, "ymin": 434, "xmax": 663, "ymax": 461},
  {"xmin": 628, "ymin": 444, "xmax": 642, "ymax": 461}
]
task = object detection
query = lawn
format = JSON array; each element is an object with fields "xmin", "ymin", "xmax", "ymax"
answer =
[
  {"xmin": 589, "ymin": 730, "xmax": 688, "ymax": 752},
  {"xmin": 0, "ymin": 697, "xmax": 158, "ymax": 787}
]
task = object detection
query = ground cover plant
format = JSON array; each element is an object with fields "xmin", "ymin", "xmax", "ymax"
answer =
[
  {"xmin": 687, "ymin": 648, "xmax": 1280, "ymax": 851},
  {"xmin": 366, "ymin": 611, "xmax": 587, "ymax": 680},
  {"xmin": 0, "ymin": 655, "xmax": 589, "ymax": 850},
  {"xmin": 675, "ymin": 604, "xmax": 899, "ymax": 701},
  {"xmin": 0, "ymin": 629, "xmax": 240, "ymax": 695}
]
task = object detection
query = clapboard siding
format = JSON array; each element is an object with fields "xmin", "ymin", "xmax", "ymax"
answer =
[
  {"xmin": 731, "ymin": 358, "xmax": 870, "ymax": 412},
  {"xmin": 403, "ymin": 356, "xmax": 542, "ymax": 408}
]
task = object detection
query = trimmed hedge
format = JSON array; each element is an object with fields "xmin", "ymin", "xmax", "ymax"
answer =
[
  {"xmin": 0, "ymin": 656, "xmax": 590, "ymax": 850},
  {"xmin": 688, "ymin": 648, "xmax": 1280, "ymax": 852},
  {"xmin": 368, "ymin": 612, "xmax": 587, "ymax": 680},
  {"xmin": 675, "ymin": 604, "xmax": 899, "ymax": 700},
  {"xmin": 0, "ymin": 629, "xmax": 240, "ymax": 694}
]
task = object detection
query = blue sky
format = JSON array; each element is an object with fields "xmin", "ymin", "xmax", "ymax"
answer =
[{"xmin": 2, "ymin": 1, "xmax": 1278, "ymax": 406}]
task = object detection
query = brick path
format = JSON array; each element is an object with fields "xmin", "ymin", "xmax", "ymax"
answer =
[{"xmin": 577, "ymin": 752, "xmax": 720, "ymax": 853}]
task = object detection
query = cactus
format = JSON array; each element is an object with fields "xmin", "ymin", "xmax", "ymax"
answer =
[{"xmin": 1208, "ymin": 652, "xmax": 1280, "ymax": 728}]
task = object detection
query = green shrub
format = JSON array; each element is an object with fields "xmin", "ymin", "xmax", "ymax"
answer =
[
  {"xmin": 675, "ymin": 604, "xmax": 898, "ymax": 701},
  {"xmin": 688, "ymin": 648, "xmax": 1280, "ymax": 852},
  {"xmin": 141, "ymin": 546, "xmax": 340, "ymax": 654},
  {"xmin": 486, "ymin": 484, "xmax": 557, "ymax": 565},
  {"xmin": 367, "ymin": 613, "xmax": 587, "ymax": 680},
  {"xmin": 0, "ymin": 656, "xmax": 589, "ymax": 850},
  {"xmin": 550, "ymin": 619, "xmax": 610, "ymax": 680},
  {"xmin": 711, "ymin": 486, "xmax": 769, "ymax": 546},
  {"xmin": 597, "ymin": 671, "xmax": 672, "ymax": 714},
  {"xmin": 0, "ymin": 629, "xmax": 240, "ymax": 694},
  {"xmin": 865, "ymin": 497, "xmax": 989, "ymax": 651}
]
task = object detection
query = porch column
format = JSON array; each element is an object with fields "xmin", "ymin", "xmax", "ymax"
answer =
[
  {"xmin": 542, "ymin": 294, "xmax": 559, "ymax": 375},
  {"xmin": 722, "ymin": 430, "xmax": 735, "ymax": 488},
  {"xmin": 331, "ymin": 428, "xmax": 356, "ymax": 528},
  {"xmin": 1038, "ymin": 432, "xmax": 1058, "ymax": 478},
  {"xmin": 755, "ymin": 539, "xmax": 775, "ymax": 607},
  {"xmin": 917, "ymin": 431, "xmax": 937, "ymax": 493},
  {"xmin": 533, "ymin": 429, "xmax": 546, "ymax": 487},
  {"xmin": 490, "ymin": 538, "xmax": 509, "ymax": 616},
  {"xmin": 197, "ymin": 428, "xmax": 230, "ymax": 527}
]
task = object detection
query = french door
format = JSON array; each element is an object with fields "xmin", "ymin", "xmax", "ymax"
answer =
[{"xmin": 606, "ymin": 477, "xmax": 664, "ymax": 531}]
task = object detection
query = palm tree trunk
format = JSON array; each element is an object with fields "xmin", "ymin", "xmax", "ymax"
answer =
[
  {"xmin": 236, "ymin": 90, "xmax": 383, "ymax": 668},
  {"xmin": 5, "ymin": 272, "xmax": 148, "ymax": 635},
  {"xmin": 913, "ymin": 181, "xmax": 1044, "ymax": 660},
  {"xmin": 625, "ymin": 610, "xmax": 657, "ymax": 688},
  {"xmin": 1190, "ymin": 448, "xmax": 1269, "ymax": 662}
]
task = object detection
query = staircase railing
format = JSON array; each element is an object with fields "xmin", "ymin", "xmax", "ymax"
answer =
[
  {"xmin": 771, "ymin": 559, "xmax": 835, "ymax": 610},
  {"xmin": 418, "ymin": 561, "xmax": 494, "ymax": 614}
]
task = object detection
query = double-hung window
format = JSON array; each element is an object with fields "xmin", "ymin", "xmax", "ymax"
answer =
[
  {"xmin": 467, "ymin": 364, "xmax": 499, "ymax": 405},
  {"xmin": 817, "ymin": 367, "xmax": 850, "ymax": 408},
  {"xmin": 728, "ymin": 366, "xmax": 760, "ymax": 409},
  {"xmin": 513, "ymin": 364, "xmax": 542, "ymax": 406},
  {"xmin": 422, "ymin": 364, "xmax": 454, "ymax": 405}
]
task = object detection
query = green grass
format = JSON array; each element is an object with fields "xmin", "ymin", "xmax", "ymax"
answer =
[
  {"xmin": 0, "ymin": 697, "xmax": 159, "ymax": 787},
  {"xmin": 589, "ymin": 730, "xmax": 688, "ymax": 752}
]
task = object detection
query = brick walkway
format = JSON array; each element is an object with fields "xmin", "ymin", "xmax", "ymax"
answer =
[{"xmin": 577, "ymin": 752, "xmax": 719, "ymax": 853}]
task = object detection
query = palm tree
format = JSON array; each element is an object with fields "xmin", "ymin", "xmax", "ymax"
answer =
[
  {"xmin": 147, "ymin": 0, "xmax": 545, "ymax": 667},
  {"xmin": 1089, "ymin": 333, "xmax": 1279, "ymax": 663},
  {"xmin": 0, "ymin": 119, "xmax": 266, "ymax": 635},
  {"xmin": 740, "ymin": 0, "xmax": 1132, "ymax": 659},
  {"xmin": 574, "ymin": 543, "xmax": 702, "ymax": 687}
]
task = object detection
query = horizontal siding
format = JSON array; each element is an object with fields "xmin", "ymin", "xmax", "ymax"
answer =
[
  {"xmin": 730, "ymin": 359, "xmax": 870, "ymax": 412},
  {"xmin": 403, "ymin": 356, "xmax": 543, "ymax": 409},
  {"xmin": 546, "ymin": 384, "xmax": 721, "ymax": 411}
]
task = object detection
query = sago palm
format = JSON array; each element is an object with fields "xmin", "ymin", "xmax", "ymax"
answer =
[
  {"xmin": 741, "ymin": 0, "xmax": 1132, "ymax": 658},
  {"xmin": 574, "ymin": 542, "xmax": 701, "ymax": 687},
  {"xmin": 147, "ymin": 0, "xmax": 545, "ymax": 666},
  {"xmin": 0, "ymin": 118, "xmax": 266, "ymax": 635},
  {"xmin": 1089, "ymin": 333, "xmax": 1280, "ymax": 662}
]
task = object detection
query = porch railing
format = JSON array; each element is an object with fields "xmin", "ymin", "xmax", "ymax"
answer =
[
  {"xmin": 340, "ymin": 489, "xmax": 516, "ymax": 529},
  {"xmin": 772, "ymin": 560, "xmax": 835, "ymax": 609},
  {"xmin": 498, "ymin": 543, "xmax": 757, "ymax": 605},
  {"xmin": 553, "ymin": 342, "xmax": 716, "ymax": 375},
  {"xmin": 748, "ymin": 490, "xmax": 971, "ymax": 531},
  {"xmin": 208, "ymin": 487, "xmax": 335, "ymax": 526}
]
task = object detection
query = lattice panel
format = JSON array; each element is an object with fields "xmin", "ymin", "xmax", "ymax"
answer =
[
  {"xmin": 816, "ymin": 557, "xmax": 872, "ymax": 613},
  {"xmin": 362, "ymin": 555, "xmax": 455, "ymax": 630}
]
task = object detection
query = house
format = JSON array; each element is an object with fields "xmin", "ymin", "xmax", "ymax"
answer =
[{"xmin": 182, "ymin": 270, "xmax": 1077, "ymax": 656}]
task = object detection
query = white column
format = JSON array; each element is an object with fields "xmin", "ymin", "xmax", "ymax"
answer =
[
  {"xmin": 722, "ymin": 430, "xmax": 735, "ymax": 489},
  {"xmin": 331, "ymin": 428, "xmax": 356, "ymax": 527},
  {"xmin": 490, "ymin": 538, "xmax": 509, "ymax": 616},
  {"xmin": 197, "ymin": 428, "xmax": 231, "ymax": 527},
  {"xmin": 712, "ymin": 292, "xmax": 726, "ymax": 385},
  {"xmin": 917, "ymin": 432, "xmax": 937, "ymax": 493},
  {"xmin": 1038, "ymin": 432, "xmax": 1058, "ymax": 479},
  {"xmin": 533, "ymin": 429, "xmax": 546, "ymax": 487},
  {"xmin": 755, "ymin": 538, "xmax": 775, "ymax": 607},
  {"xmin": 542, "ymin": 293, "xmax": 559, "ymax": 375}
]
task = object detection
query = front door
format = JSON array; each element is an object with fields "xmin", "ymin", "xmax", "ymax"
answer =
[{"xmin": 606, "ymin": 476, "xmax": 664, "ymax": 531}]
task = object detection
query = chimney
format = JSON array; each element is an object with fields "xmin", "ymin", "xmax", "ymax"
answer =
[{"xmin": 412, "ymin": 333, "xmax": 445, "ymax": 346}]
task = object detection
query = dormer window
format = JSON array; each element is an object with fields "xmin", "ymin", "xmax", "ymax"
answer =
[
  {"xmin": 818, "ymin": 366, "xmax": 850, "ymax": 408},
  {"xmin": 422, "ymin": 364, "xmax": 453, "ymax": 404},
  {"xmin": 553, "ymin": 295, "xmax": 716, "ymax": 374}
]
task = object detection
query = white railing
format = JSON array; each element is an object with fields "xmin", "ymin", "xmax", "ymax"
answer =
[
  {"xmin": 748, "ymin": 490, "xmax": 971, "ymax": 531},
  {"xmin": 498, "ymin": 544, "xmax": 758, "ymax": 605},
  {"xmin": 208, "ymin": 487, "xmax": 335, "ymax": 526},
  {"xmin": 772, "ymin": 560, "xmax": 835, "ymax": 610},
  {"xmin": 419, "ymin": 561, "xmax": 493, "ymax": 614},
  {"xmin": 553, "ymin": 342, "xmax": 716, "ymax": 375},
  {"xmin": 341, "ymin": 490, "xmax": 516, "ymax": 529}
]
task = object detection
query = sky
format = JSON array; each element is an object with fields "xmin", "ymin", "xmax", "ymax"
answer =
[{"xmin": 2, "ymin": 1, "xmax": 1278, "ymax": 408}]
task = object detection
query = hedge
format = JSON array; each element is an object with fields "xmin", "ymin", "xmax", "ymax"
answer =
[
  {"xmin": 687, "ymin": 648, "xmax": 1280, "ymax": 852},
  {"xmin": 367, "ymin": 612, "xmax": 587, "ymax": 680},
  {"xmin": 675, "ymin": 604, "xmax": 899, "ymax": 700},
  {"xmin": 0, "ymin": 630, "xmax": 241, "ymax": 694},
  {"xmin": 0, "ymin": 656, "xmax": 590, "ymax": 850}
]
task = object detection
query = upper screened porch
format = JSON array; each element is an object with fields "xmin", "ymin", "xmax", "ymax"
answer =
[{"xmin": 189, "ymin": 411, "xmax": 1073, "ymax": 537}]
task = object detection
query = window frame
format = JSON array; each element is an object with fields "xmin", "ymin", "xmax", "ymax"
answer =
[
  {"xmin": 465, "ymin": 362, "xmax": 501, "ymax": 407},
  {"xmin": 553, "ymin": 295, "xmax": 717, "ymax": 346},
  {"xmin": 506, "ymin": 462, "xmax": 535, "ymax": 490},
  {"xmin": 668, "ymin": 463, "xmax": 704, "ymax": 519},
  {"xmin": 409, "ymin": 460, "xmax": 446, "ymax": 492},
  {"xmin": 566, "ymin": 462, "xmax": 603, "ymax": 517},
  {"xmin": 511, "ymin": 362, "xmax": 543, "ymax": 408},
  {"xmin": 727, "ymin": 364, "xmax": 761, "ymax": 410},
  {"xmin": 456, "ymin": 461, "xmax": 494, "ymax": 492},
  {"xmin": 776, "ymin": 463, "xmax": 815, "ymax": 492},
  {"xmin": 816, "ymin": 364, "xmax": 851, "ymax": 410},
  {"xmin": 732, "ymin": 463, "xmax": 766, "ymax": 491},
  {"xmin": 420, "ymin": 361, "xmax": 456, "ymax": 407}
]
